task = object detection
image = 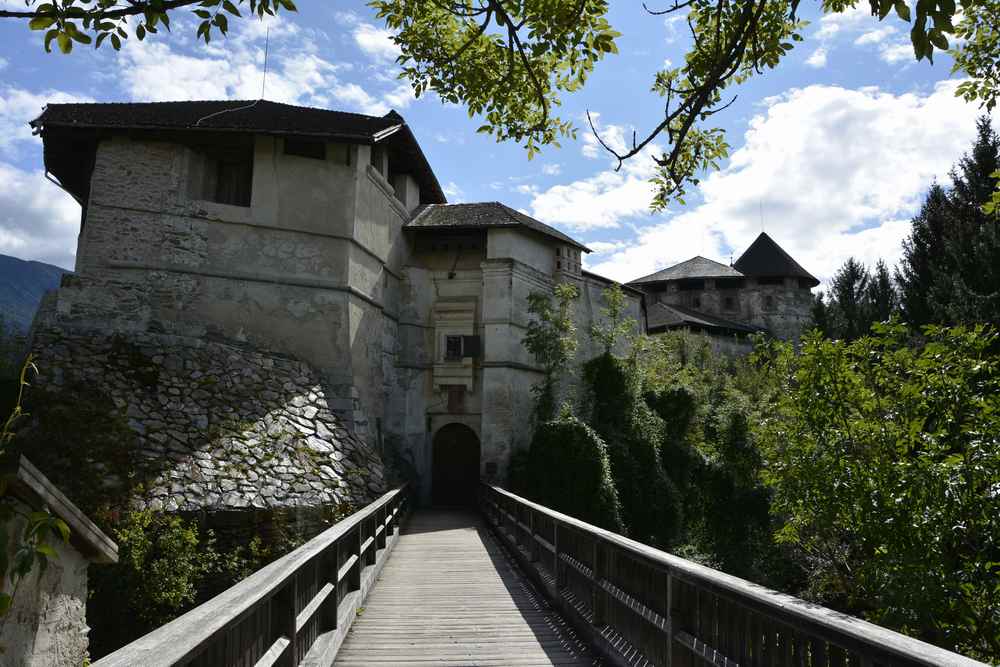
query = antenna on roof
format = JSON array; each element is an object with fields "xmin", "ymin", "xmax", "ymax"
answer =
[
  {"xmin": 194, "ymin": 24, "xmax": 270, "ymax": 127},
  {"xmin": 261, "ymin": 26, "xmax": 270, "ymax": 100},
  {"xmin": 759, "ymin": 200, "xmax": 765, "ymax": 233}
]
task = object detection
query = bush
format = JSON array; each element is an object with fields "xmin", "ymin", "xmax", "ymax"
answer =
[
  {"xmin": 582, "ymin": 353, "xmax": 681, "ymax": 547},
  {"xmin": 88, "ymin": 510, "xmax": 216, "ymax": 657},
  {"xmin": 519, "ymin": 409, "xmax": 623, "ymax": 532}
]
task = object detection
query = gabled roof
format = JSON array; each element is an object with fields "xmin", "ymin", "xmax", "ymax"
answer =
[
  {"xmin": 406, "ymin": 202, "xmax": 589, "ymax": 251},
  {"xmin": 30, "ymin": 99, "xmax": 445, "ymax": 204},
  {"xmin": 629, "ymin": 256, "xmax": 743, "ymax": 285},
  {"xmin": 646, "ymin": 302, "xmax": 764, "ymax": 336},
  {"xmin": 32, "ymin": 100, "xmax": 402, "ymax": 141},
  {"xmin": 733, "ymin": 232, "xmax": 818, "ymax": 287}
]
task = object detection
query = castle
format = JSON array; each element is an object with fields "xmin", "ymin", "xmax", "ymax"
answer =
[{"xmin": 28, "ymin": 100, "xmax": 814, "ymax": 509}]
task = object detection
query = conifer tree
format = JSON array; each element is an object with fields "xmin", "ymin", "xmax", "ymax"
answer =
[
  {"xmin": 897, "ymin": 184, "xmax": 951, "ymax": 326},
  {"xmin": 897, "ymin": 116, "xmax": 1000, "ymax": 327}
]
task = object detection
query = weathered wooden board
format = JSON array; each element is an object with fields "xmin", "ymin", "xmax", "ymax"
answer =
[{"xmin": 334, "ymin": 510, "xmax": 596, "ymax": 666}]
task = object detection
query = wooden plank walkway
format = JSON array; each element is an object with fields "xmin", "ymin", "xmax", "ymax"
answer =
[{"xmin": 334, "ymin": 509, "xmax": 597, "ymax": 666}]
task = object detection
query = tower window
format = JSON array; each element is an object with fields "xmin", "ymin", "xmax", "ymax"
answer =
[
  {"xmin": 692, "ymin": 296, "xmax": 702, "ymax": 309},
  {"xmin": 764, "ymin": 295, "xmax": 775, "ymax": 309},
  {"xmin": 445, "ymin": 335, "xmax": 463, "ymax": 361},
  {"xmin": 724, "ymin": 296, "xmax": 736, "ymax": 311}
]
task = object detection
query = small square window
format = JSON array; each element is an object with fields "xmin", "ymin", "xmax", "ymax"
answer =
[
  {"xmin": 215, "ymin": 156, "xmax": 253, "ymax": 207},
  {"xmin": 445, "ymin": 335, "xmax": 463, "ymax": 361},
  {"xmin": 724, "ymin": 296, "xmax": 736, "ymax": 311},
  {"xmin": 692, "ymin": 296, "xmax": 702, "ymax": 309},
  {"xmin": 765, "ymin": 295, "xmax": 775, "ymax": 309}
]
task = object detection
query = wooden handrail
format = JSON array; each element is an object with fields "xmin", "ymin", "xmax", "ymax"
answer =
[
  {"xmin": 94, "ymin": 485, "xmax": 409, "ymax": 667},
  {"xmin": 481, "ymin": 484, "xmax": 987, "ymax": 667}
]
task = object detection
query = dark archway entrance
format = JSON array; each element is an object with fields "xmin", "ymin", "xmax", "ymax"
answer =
[{"xmin": 431, "ymin": 424, "xmax": 481, "ymax": 507}]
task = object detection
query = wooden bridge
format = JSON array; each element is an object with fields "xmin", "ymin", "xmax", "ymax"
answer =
[{"xmin": 93, "ymin": 485, "xmax": 986, "ymax": 667}]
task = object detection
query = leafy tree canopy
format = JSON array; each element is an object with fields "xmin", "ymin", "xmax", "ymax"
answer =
[{"xmin": 5, "ymin": 1, "xmax": 997, "ymax": 208}]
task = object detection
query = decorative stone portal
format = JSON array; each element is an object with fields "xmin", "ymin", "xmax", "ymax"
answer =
[{"xmin": 431, "ymin": 423, "xmax": 481, "ymax": 506}]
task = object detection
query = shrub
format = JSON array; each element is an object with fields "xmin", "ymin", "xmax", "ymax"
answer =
[
  {"xmin": 582, "ymin": 353, "xmax": 681, "ymax": 547},
  {"xmin": 520, "ymin": 409, "xmax": 623, "ymax": 532}
]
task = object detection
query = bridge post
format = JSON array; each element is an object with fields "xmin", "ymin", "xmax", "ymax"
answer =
[
  {"xmin": 553, "ymin": 523, "xmax": 566, "ymax": 590},
  {"xmin": 665, "ymin": 571, "xmax": 673, "ymax": 667},
  {"xmin": 590, "ymin": 538, "xmax": 604, "ymax": 628},
  {"xmin": 528, "ymin": 511, "xmax": 539, "ymax": 562},
  {"xmin": 376, "ymin": 505, "xmax": 387, "ymax": 550}
]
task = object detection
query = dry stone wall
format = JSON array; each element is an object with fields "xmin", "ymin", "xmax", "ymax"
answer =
[{"xmin": 30, "ymin": 325, "xmax": 387, "ymax": 513}]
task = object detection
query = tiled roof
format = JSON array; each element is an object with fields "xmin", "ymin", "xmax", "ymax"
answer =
[
  {"xmin": 31, "ymin": 99, "xmax": 446, "ymax": 204},
  {"xmin": 629, "ymin": 256, "xmax": 744, "ymax": 285},
  {"xmin": 31, "ymin": 100, "xmax": 402, "ymax": 140},
  {"xmin": 406, "ymin": 202, "xmax": 589, "ymax": 251},
  {"xmin": 646, "ymin": 302, "xmax": 764, "ymax": 335},
  {"xmin": 733, "ymin": 232, "xmax": 819, "ymax": 286}
]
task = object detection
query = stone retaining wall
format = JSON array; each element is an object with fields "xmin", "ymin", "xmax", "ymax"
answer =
[{"xmin": 29, "ymin": 326, "xmax": 387, "ymax": 513}]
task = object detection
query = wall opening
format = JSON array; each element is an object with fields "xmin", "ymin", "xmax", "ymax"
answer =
[{"xmin": 431, "ymin": 423, "xmax": 481, "ymax": 507}]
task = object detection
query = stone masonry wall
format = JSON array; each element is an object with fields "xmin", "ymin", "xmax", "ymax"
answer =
[{"xmin": 30, "ymin": 325, "xmax": 387, "ymax": 513}]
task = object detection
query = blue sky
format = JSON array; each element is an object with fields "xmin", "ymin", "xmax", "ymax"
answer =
[{"xmin": 0, "ymin": 1, "xmax": 994, "ymax": 287}]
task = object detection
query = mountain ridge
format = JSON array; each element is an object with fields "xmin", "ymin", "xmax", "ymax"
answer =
[{"xmin": 0, "ymin": 254, "xmax": 69, "ymax": 333}]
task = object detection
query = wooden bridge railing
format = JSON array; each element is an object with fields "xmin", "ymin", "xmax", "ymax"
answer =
[
  {"xmin": 482, "ymin": 484, "xmax": 986, "ymax": 667},
  {"xmin": 94, "ymin": 485, "xmax": 409, "ymax": 667}
]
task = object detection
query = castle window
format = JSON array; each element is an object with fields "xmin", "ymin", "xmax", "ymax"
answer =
[
  {"xmin": 678, "ymin": 279, "xmax": 705, "ymax": 291},
  {"xmin": 757, "ymin": 276, "xmax": 784, "ymax": 286},
  {"xmin": 765, "ymin": 295, "xmax": 775, "ymax": 309},
  {"xmin": 213, "ymin": 151, "xmax": 253, "ymax": 207},
  {"xmin": 444, "ymin": 335, "xmax": 481, "ymax": 361},
  {"xmin": 445, "ymin": 335, "xmax": 463, "ymax": 361},
  {"xmin": 692, "ymin": 296, "xmax": 702, "ymax": 309},
  {"xmin": 724, "ymin": 296, "xmax": 736, "ymax": 311},
  {"xmin": 284, "ymin": 138, "xmax": 326, "ymax": 160}
]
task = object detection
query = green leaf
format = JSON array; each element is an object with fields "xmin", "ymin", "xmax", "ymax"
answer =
[
  {"xmin": 894, "ymin": 0, "xmax": 911, "ymax": 22},
  {"xmin": 28, "ymin": 16, "xmax": 57, "ymax": 31},
  {"xmin": 57, "ymin": 32, "xmax": 72, "ymax": 54},
  {"xmin": 51, "ymin": 519, "xmax": 69, "ymax": 543},
  {"xmin": 35, "ymin": 543, "xmax": 56, "ymax": 559}
]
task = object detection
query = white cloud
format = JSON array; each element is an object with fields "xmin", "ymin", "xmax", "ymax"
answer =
[
  {"xmin": 443, "ymin": 181, "xmax": 464, "ymax": 202},
  {"xmin": 0, "ymin": 57, "xmax": 8, "ymax": 71},
  {"xmin": 805, "ymin": 47, "xmax": 827, "ymax": 68},
  {"xmin": 584, "ymin": 240, "xmax": 628, "ymax": 255},
  {"xmin": 663, "ymin": 14, "xmax": 687, "ymax": 44},
  {"xmin": 115, "ymin": 20, "xmax": 408, "ymax": 116},
  {"xmin": 529, "ymin": 148, "xmax": 660, "ymax": 231},
  {"xmin": 879, "ymin": 41, "xmax": 914, "ymax": 64},
  {"xmin": 581, "ymin": 113, "xmax": 627, "ymax": 159},
  {"xmin": 0, "ymin": 162, "xmax": 80, "ymax": 270},
  {"xmin": 0, "ymin": 87, "xmax": 93, "ymax": 157},
  {"xmin": 815, "ymin": 5, "xmax": 871, "ymax": 40},
  {"xmin": 855, "ymin": 25, "xmax": 897, "ymax": 45},
  {"xmin": 541, "ymin": 163, "xmax": 562, "ymax": 176},
  {"xmin": 353, "ymin": 23, "xmax": 400, "ymax": 62},
  {"xmin": 583, "ymin": 81, "xmax": 995, "ymax": 285}
]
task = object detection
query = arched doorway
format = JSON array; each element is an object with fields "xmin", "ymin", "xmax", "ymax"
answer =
[{"xmin": 431, "ymin": 423, "xmax": 481, "ymax": 506}]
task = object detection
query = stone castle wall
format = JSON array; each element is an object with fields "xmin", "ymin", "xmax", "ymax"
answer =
[{"xmin": 30, "ymin": 322, "xmax": 387, "ymax": 513}]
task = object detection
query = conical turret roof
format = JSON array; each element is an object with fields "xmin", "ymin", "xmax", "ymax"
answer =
[{"xmin": 733, "ymin": 233, "xmax": 818, "ymax": 287}]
